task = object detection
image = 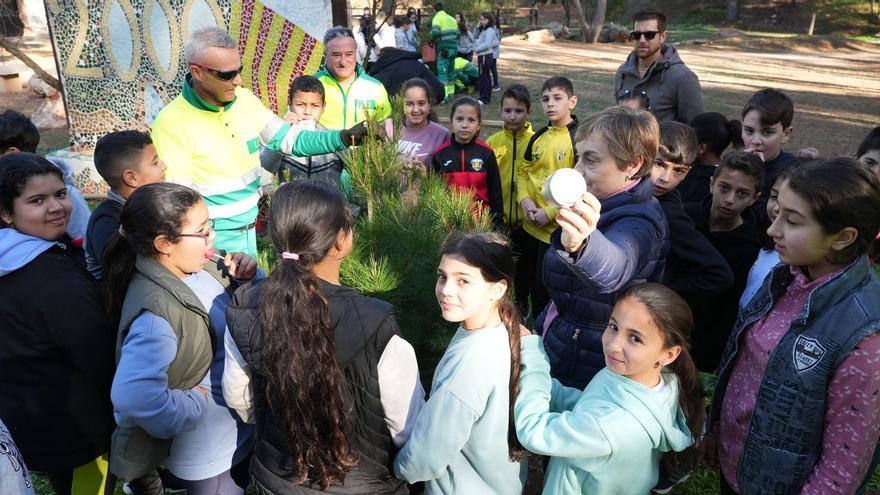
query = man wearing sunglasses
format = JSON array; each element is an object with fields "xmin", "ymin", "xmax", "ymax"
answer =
[
  {"xmin": 612, "ymin": 8, "xmax": 704, "ymax": 125},
  {"xmin": 152, "ymin": 27, "xmax": 367, "ymax": 258}
]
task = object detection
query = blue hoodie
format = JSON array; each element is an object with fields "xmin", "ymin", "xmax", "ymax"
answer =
[
  {"xmin": 515, "ymin": 336, "xmax": 693, "ymax": 495},
  {"xmin": 0, "ymin": 229, "xmax": 57, "ymax": 277}
]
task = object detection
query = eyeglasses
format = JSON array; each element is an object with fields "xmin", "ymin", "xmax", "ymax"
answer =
[
  {"xmin": 178, "ymin": 219, "xmax": 215, "ymax": 242},
  {"xmin": 323, "ymin": 26, "xmax": 354, "ymax": 44},
  {"xmin": 630, "ymin": 30, "xmax": 661, "ymax": 41},
  {"xmin": 193, "ymin": 64, "xmax": 243, "ymax": 81}
]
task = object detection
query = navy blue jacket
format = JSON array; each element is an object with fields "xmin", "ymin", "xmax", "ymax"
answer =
[
  {"xmin": 536, "ymin": 177, "xmax": 669, "ymax": 389},
  {"xmin": 659, "ymin": 189, "xmax": 733, "ymax": 302}
]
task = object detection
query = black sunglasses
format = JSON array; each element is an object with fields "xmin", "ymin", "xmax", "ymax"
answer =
[
  {"xmin": 194, "ymin": 64, "xmax": 243, "ymax": 81},
  {"xmin": 630, "ymin": 30, "xmax": 661, "ymax": 41}
]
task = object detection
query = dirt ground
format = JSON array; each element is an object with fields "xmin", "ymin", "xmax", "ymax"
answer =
[
  {"xmin": 479, "ymin": 35, "xmax": 880, "ymax": 157},
  {"xmin": 2, "ymin": 32, "xmax": 879, "ymax": 157}
]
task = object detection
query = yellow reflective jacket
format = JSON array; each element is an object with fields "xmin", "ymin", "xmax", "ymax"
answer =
[
  {"xmin": 486, "ymin": 121, "xmax": 534, "ymax": 227},
  {"xmin": 431, "ymin": 10, "xmax": 459, "ymax": 49},
  {"xmin": 315, "ymin": 64, "xmax": 391, "ymax": 130}
]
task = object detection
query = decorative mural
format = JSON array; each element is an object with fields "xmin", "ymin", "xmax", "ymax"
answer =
[{"xmin": 44, "ymin": 0, "xmax": 330, "ymax": 193}]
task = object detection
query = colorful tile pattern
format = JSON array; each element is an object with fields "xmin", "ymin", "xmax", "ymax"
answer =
[{"xmin": 46, "ymin": 0, "xmax": 326, "ymax": 151}]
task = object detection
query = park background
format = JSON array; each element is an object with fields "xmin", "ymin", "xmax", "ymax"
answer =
[{"xmin": 1, "ymin": 0, "xmax": 880, "ymax": 493}]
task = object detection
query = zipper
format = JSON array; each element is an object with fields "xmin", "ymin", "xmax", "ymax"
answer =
[
  {"xmin": 460, "ymin": 146, "xmax": 465, "ymax": 172},
  {"xmin": 510, "ymin": 133, "xmax": 517, "ymax": 226},
  {"xmin": 572, "ymin": 328, "xmax": 580, "ymax": 340}
]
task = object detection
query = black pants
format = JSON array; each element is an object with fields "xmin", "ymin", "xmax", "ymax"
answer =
[
  {"xmin": 720, "ymin": 472, "xmax": 738, "ymax": 494},
  {"xmin": 489, "ymin": 56, "xmax": 499, "ymax": 88},
  {"xmin": 477, "ymin": 54, "xmax": 493, "ymax": 103},
  {"xmin": 512, "ymin": 229, "xmax": 550, "ymax": 320}
]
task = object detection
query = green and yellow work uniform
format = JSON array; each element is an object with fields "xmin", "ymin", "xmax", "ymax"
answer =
[
  {"xmin": 314, "ymin": 64, "xmax": 390, "ymax": 197},
  {"xmin": 431, "ymin": 9, "xmax": 459, "ymax": 99},
  {"xmin": 152, "ymin": 77, "xmax": 347, "ymax": 257},
  {"xmin": 454, "ymin": 57, "xmax": 478, "ymax": 90}
]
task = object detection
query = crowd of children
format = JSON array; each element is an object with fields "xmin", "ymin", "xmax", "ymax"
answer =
[{"xmin": 2, "ymin": 54, "xmax": 880, "ymax": 495}]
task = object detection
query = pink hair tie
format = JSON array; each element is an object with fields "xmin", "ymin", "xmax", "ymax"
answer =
[{"xmin": 281, "ymin": 251, "xmax": 300, "ymax": 261}]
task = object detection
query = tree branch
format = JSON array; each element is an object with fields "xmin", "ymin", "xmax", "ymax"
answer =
[{"xmin": 0, "ymin": 35, "xmax": 61, "ymax": 91}]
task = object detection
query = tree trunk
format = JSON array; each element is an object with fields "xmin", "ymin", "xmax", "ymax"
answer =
[
  {"xmin": 589, "ymin": 0, "xmax": 607, "ymax": 44},
  {"xmin": 568, "ymin": 0, "xmax": 590, "ymax": 42},
  {"xmin": 807, "ymin": 11, "xmax": 817, "ymax": 35},
  {"xmin": 725, "ymin": 0, "xmax": 738, "ymax": 23},
  {"xmin": 0, "ymin": 35, "xmax": 61, "ymax": 90}
]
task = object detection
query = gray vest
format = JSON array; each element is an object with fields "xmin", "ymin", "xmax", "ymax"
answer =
[
  {"xmin": 711, "ymin": 258, "xmax": 880, "ymax": 494},
  {"xmin": 109, "ymin": 255, "xmax": 228, "ymax": 481}
]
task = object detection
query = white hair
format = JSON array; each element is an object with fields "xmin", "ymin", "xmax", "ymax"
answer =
[{"xmin": 185, "ymin": 27, "xmax": 237, "ymax": 64}]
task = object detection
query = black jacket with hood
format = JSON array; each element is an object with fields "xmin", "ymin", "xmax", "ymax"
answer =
[
  {"xmin": 369, "ymin": 48, "xmax": 445, "ymax": 103},
  {"xmin": 0, "ymin": 229, "xmax": 115, "ymax": 471},
  {"xmin": 613, "ymin": 44, "xmax": 704, "ymax": 124},
  {"xmin": 684, "ymin": 194, "xmax": 762, "ymax": 371}
]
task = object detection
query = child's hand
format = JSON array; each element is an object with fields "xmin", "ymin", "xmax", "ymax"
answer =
[
  {"xmin": 744, "ymin": 148, "xmax": 765, "ymax": 162},
  {"xmin": 225, "ymin": 252, "xmax": 258, "ymax": 280},
  {"xmin": 531, "ymin": 208, "xmax": 550, "ymax": 227},
  {"xmin": 557, "ymin": 192, "xmax": 601, "ymax": 254},
  {"xmin": 520, "ymin": 198, "xmax": 537, "ymax": 223},
  {"xmin": 283, "ymin": 110, "xmax": 301, "ymax": 125}
]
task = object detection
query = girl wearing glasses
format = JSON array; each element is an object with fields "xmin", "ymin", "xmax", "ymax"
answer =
[{"xmin": 103, "ymin": 182, "xmax": 258, "ymax": 494}]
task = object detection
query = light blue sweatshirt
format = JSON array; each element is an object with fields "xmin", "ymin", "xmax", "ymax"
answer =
[
  {"xmin": 473, "ymin": 26, "xmax": 497, "ymax": 56},
  {"xmin": 111, "ymin": 270, "xmax": 254, "ymax": 480},
  {"xmin": 515, "ymin": 336, "xmax": 692, "ymax": 495},
  {"xmin": 394, "ymin": 323, "xmax": 527, "ymax": 494},
  {"xmin": 739, "ymin": 248, "xmax": 781, "ymax": 310}
]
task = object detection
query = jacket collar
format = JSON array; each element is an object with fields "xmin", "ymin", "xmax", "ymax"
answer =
[
  {"xmin": 502, "ymin": 121, "xmax": 533, "ymax": 139},
  {"xmin": 134, "ymin": 254, "xmax": 209, "ymax": 317},
  {"xmin": 182, "ymin": 74, "xmax": 236, "ymax": 112},
  {"xmin": 599, "ymin": 176, "xmax": 655, "ymax": 214},
  {"xmin": 315, "ymin": 64, "xmax": 367, "ymax": 86},
  {"xmin": 766, "ymin": 257, "xmax": 867, "ymax": 324}
]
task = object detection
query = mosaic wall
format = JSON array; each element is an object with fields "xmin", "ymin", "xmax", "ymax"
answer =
[{"xmin": 45, "ymin": 0, "xmax": 329, "ymax": 192}]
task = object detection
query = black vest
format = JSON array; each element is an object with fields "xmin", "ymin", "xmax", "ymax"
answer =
[{"xmin": 227, "ymin": 279, "xmax": 406, "ymax": 495}]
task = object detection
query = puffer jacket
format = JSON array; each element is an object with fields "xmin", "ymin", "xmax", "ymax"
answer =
[
  {"xmin": 613, "ymin": 44, "xmax": 704, "ymax": 124},
  {"xmin": 536, "ymin": 177, "xmax": 669, "ymax": 389}
]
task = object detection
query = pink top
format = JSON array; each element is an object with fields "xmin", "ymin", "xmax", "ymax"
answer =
[
  {"xmin": 719, "ymin": 265, "xmax": 880, "ymax": 494},
  {"xmin": 396, "ymin": 120, "xmax": 450, "ymax": 167}
]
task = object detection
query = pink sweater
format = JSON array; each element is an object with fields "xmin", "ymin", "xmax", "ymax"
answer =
[{"xmin": 719, "ymin": 265, "xmax": 880, "ymax": 494}]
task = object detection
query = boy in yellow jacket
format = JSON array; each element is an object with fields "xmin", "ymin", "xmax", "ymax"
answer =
[
  {"xmin": 486, "ymin": 84, "xmax": 535, "ymax": 315},
  {"xmin": 515, "ymin": 76, "xmax": 578, "ymax": 317}
]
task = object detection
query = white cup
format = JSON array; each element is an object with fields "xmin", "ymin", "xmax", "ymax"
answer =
[{"xmin": 542, "ymin": 168, "xmax": 587, "ymax": 208}]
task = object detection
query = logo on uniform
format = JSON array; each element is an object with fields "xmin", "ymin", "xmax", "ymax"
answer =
[
  {"xmin": 557, "ymin": 150, "xmax": 568, "ymax": 162},
  {"xmin": 470, "ymin": 158, "xmax": 483, "ymax": 171},
  {"xmin": 793, "ymin": 335, "xmax": 826, "ymax": 373}
]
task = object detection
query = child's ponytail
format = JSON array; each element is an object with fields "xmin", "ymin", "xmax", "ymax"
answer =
[
  {"xmin": 259, "ymin": 180, "xmax": 357, "ymax": 488},
  {"xmin": 440, "ymin": 231, "xmax": 524, "ymax": 461},
  {"xmin": 102, "ymin": 183, "xmax": 202, "ymax": 326},
  {"xmin": 498, "ymin": 297, "xmax": 526, "ymax": 461},
  {"xmin": 618, "ymin": 283, "xmax": 705, "ymax": 478},
  {"xmin": 662, "ymin": 341, "xmax": 705, "ymax": 478}
]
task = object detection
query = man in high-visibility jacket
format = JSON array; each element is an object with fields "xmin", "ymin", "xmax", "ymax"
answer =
[
  {"xmin": 431, "ymin": 2, "xmax": 459, "ymax": 102},
  {"xmin": 152, "ymin": 27, "xmax": 365, "ymax": 257}
]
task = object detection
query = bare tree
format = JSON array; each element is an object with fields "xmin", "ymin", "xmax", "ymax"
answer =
[
  {"xmin": 568, "ymin": 0, "xmax": 590, "ymax": 42},
  {"xmin": 725, "ymin": 0, "xmax": 738, "ymax": 23},
  {"xmin": 589, "ymin": 0, "xmax": 606, "ymax": 43}
]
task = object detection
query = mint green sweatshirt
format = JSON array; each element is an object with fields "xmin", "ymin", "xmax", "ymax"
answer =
[
  {"xmin": 515, "ymin": 336, "xmax": 693, "ymax": 495},
  {"xmin": 394, "ymin": 323, "xmax": 527, "ymax": 494}
]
